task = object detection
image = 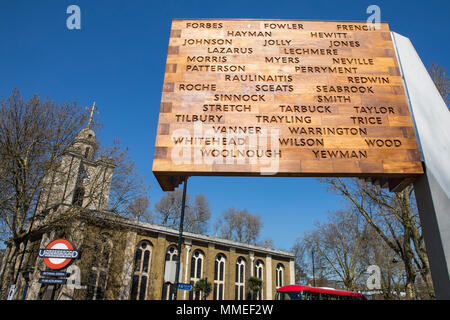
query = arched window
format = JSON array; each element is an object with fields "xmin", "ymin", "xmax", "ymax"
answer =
[
  {"xmin": 86, "ymin": 238, "xmax": 113, "ymax": 300},
  {"xmin": 276, "ymin": 263, "xmax": 284, "ymax": 289},
  {"xmin": 254, "ymin": 259, "xmax": 264, "ymax": 300},
  {"xmin": 130, "ymin": 241, "xmax": 152, "ymax": 300},
  {"xmin": 162, "ymin": 246, "xmax": 178, "ymax": 300},
  {"xmin": 214, "ymin": 254, "xmax": 226, "ymax": 300},
  {"xmin": 235, "ymin": 257, "xmax": 246, "ymax": 300},
  {"xmin": 72, "ymin": 186, "xmax": 84, "ymax": 207},
  {"xmin": 189, "ymin": 250, "xmax": 204, "ymax": 300}
]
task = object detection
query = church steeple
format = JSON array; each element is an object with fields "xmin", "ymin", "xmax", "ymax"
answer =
[
  {"xmin": 72, "ymin": 127, "xmax": 97, "ymax": 160},
  {"xmin": 71, "ymin": 102, "xmax": 99, "ymax": 160},
  {"xmin": 37, "ymin": 103, "xmax": 115, "ymax": 214},
  {"xmin": 87, "ymin": 102, "xmax": 98, "ymax": 130}
]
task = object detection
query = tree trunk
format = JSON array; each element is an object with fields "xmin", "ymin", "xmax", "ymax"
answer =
[{"xmin": 0, "ymin": 243, "xmax": 19, "ymax": 299}]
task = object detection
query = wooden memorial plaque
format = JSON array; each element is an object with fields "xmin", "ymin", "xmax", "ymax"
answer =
[{"xmin": 153, "ymin": 19, "xmax": 423, "ymax": 191}]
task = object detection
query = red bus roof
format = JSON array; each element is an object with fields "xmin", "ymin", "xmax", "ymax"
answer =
[{"xmin": 277, "ymin": 285, "xmax": 367, "ymax": 299}]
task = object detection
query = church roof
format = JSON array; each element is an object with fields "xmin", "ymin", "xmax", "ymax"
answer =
[{"xmin": 87, "ymin": 210, "xmax": 295, "ymax": 259}]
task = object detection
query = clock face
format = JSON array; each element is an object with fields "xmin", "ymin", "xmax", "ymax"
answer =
[{"xmin": 78, "ymin": 164, "xmax": 90, "ymax": 184}]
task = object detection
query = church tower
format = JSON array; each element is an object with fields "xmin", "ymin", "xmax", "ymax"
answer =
[{"xmin": 37, "ymin": 103, "xmax": 116, "ymax": 215}]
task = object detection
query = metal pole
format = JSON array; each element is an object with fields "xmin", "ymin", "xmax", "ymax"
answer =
[
  {"xmin": 173, "ymin": 177, "xmax": 188, "ymax": 300},
  {"xmin": 21, "ymin": 282, "xmax": 29, "ymax": 300},
  {"xmin": 312, "ymin": 250, "xmax": 316, "ymax": 287}
]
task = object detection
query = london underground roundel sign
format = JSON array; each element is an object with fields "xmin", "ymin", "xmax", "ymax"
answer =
[{"xmin": 38, "ymin": 239, "xmax": 79, "ymax": 270}]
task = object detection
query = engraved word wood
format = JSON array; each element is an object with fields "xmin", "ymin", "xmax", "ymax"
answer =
[{"xmin": 153, "ymin": 19, "xmax": 423, "ymax": 191}]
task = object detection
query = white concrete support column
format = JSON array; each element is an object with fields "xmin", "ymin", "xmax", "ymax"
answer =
[
  {"xmin": 249, "ymin": 252, "xmax": 254, "ymax": 277},
  {"xmin": 183, "ymin": 244, "xmax": 192, "ymax": 300},
  {"xmin": 392, "ymin": 31, "xmax": 450, "ymax": 299},
  {"xmin": 265, "ymin": 255, "xmax": 272, "ymax": 300},
  {"xmin": 289, "ymin": 259, "xmax": 295, "ymax": 285}
]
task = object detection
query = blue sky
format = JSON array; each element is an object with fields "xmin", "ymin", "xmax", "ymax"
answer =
[{"xmin": 1, "ymin": 0, "xmax": 448, "ymax": 252}]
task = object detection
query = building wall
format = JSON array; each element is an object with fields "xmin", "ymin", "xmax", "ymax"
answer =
[
  {"xmin": 15, "ymin": 214, "xmax": 294, "ymax": 301},
  {"xmin": 120, "ymin": 226, "xmax": 294, "ymax": 301}
]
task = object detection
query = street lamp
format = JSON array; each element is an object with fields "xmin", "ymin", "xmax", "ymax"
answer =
[
  {"xmin": 173, "ymin": 177, "xmax": 188, "ymax": 300},
  {"xmin": 312, "ymin": 250, "xmax": 316, "ymax": 287}
]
